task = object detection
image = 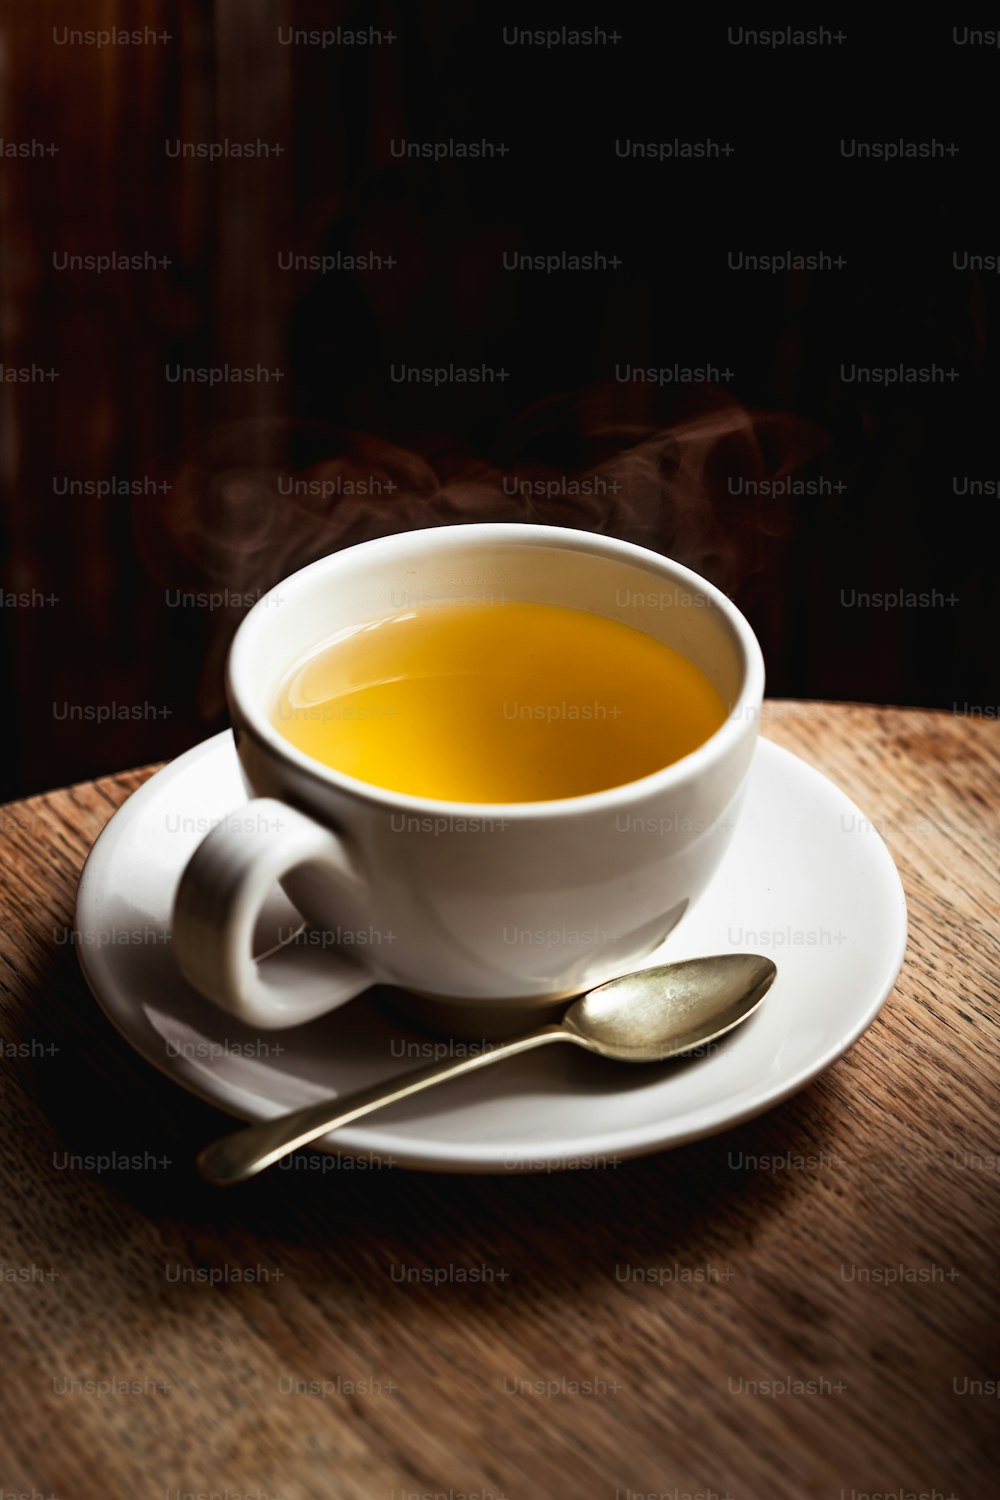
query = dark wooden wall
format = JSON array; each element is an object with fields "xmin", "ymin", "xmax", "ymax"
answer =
[{"xmin": 1, "ymin": 4, "xmax": 995, "ymax": 798}]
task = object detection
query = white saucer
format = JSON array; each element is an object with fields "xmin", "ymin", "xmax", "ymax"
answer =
[{"xmin": 75, "ymin": 731, "xmax": 907, "ymax": 1173}]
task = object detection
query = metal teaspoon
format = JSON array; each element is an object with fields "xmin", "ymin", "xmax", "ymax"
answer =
[{"xmin": 198, "ymin": 953, "xmax": 777, "ymax": 1185}]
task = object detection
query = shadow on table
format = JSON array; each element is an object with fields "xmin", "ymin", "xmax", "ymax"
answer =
[{"xmin": 23, "ymin": 940, "xmax": 840, "ymax": 1298}]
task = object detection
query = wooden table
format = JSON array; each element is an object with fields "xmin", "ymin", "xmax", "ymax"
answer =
[{"xmin": 0, "ymin": 702, "xmax": 996, "ymax": 1500}]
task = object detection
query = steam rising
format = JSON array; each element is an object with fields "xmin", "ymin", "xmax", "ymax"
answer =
[{"xmin": 134, "ymin": 389, "xmax": 828, "ymax": 714}]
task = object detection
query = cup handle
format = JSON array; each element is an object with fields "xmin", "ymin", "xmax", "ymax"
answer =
[{"xmin": 173, "ymin": 797, "xmax": 373, "ymax": 1030}]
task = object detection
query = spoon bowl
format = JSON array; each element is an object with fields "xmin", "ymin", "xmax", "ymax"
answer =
[{"xmin": 564, "ymin": 954, "xmax": 777, "ymax": 1061}]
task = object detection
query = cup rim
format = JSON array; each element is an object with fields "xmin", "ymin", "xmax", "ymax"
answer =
[{"xmin": 227, "ymin": 522, "xmax": 765, "ymax": 820}]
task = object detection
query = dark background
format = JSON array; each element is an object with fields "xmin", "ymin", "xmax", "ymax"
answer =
[{"xmin": 1, "ymin": 2, "xmax": 995, "ymax": 800}]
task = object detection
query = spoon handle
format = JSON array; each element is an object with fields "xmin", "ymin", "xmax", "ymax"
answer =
[{"xmin": 198, "ymin": 1022, "xmax": 571, "ymax": 1185}]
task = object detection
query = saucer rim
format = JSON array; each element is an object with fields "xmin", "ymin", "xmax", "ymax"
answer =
[{"xmin": 75, "ymin": 731, "xmax": 908, "ymax": 1173}]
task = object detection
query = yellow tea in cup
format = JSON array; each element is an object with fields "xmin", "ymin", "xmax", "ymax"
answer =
[{"xmin": 272, "ymin": 601, "xmax": 726, "ymax": 802}]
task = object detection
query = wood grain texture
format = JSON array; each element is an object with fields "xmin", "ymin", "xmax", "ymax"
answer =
[{"xmin": 0, "ymin": 703, "xmax": 997, "ymax": 1500}]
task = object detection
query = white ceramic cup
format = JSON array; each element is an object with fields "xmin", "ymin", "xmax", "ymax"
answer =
[{"xmin": 173, "ymin": 523, "xmax": 764, "ymax": 1032}]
